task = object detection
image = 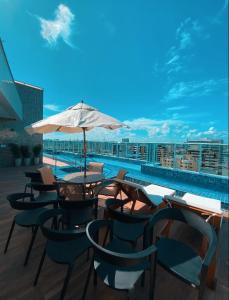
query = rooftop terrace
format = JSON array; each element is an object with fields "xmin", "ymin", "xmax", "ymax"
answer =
[{"xmin": 0, "ymin": 165, "xmax": 228, "ymax": 300}]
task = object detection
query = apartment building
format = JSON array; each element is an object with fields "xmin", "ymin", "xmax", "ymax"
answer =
[{"xmin": 0, "ymin": 39, "xmax": 43, "ymax": 167}]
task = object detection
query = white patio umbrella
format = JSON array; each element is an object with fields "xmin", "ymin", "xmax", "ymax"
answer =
[{"xmin": 25, "ymin": 101, "xmax": 128, "ymax": 177}]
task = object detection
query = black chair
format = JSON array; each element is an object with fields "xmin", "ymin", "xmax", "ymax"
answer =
[
  {"xmin": 82, "ymin": 219, "xmax": 157, "ymax": 300},
  {"xmin": 24, "ymin": 171, "xmax": 42, "ymax": 193},
  {"xmin": 56, "ymin": 181, "xmax": 98, "ymax": 228},
  {"xmin": 4, "ymin": 193, "xmax": 52, "ymax": 265},
  {"xmin": 105, "ymin": 198, "xmax": 150, "ymax": 247},
  {"xmin": 58, "ymin": 197, "xmax": 98, "ymax": 229},
  {"xmin": 146, "ymin": 207, "xmax": 218, "ymax": 300},
  {"xmin": 34, "ymin": 209, "xmax": 91, "ymax": 300}
]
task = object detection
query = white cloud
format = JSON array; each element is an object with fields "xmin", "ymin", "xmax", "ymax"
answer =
[
  {"xmin": 38, "ymin": 4, "xmax": 75, "ymax": 47},
  {"xmin": 203, "ymin": 126, "xmax": 217, "ymax": 135},
  {"xmin": 154, "ymin": 18, "xmax": 209, "ymax": 77},
  {"xmin": 44, "ymin": 104, "xmax": 61, "ymax": 112},
  {"xmin": 166, "ymin": 54, "xmax": 180, "ymax": 65},
  {"xmin": 163, "ymin": 78, "xmax": 228, "ymax": 102},
  {"xmin": 180, "ymin": 32, "xmax": 192, "ymax": 49},
  {"xmin": 187, "ymin": 126, "xmax": 228, "ymax": 141},
  {"xmin": 44, "ymin": 117, "xmax": 228, "ymax": 143},
  {"xmin": 166, "ymin": 105, "xmax": 187, "ymax": 111},
  {"xmin": 213, "ymin": 0, "xmax": 228, "ymax": 24}
]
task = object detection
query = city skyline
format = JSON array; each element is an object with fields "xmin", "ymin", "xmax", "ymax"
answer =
[
  {"xmin": 0, "ymin": 0, "xmax": 228, "ymax": 143},
  {"xmin": 43, "ymin": 139, "xmax": 229, "ymax": 176}
]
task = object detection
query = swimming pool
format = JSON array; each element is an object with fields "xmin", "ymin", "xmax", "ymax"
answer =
[{"xmin": 44, "ymin": 151, "xmax": 229, "ymax": 207}]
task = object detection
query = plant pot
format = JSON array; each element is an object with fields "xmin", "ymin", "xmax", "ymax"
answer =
[
  {"xmin": 15, "ymin": 158, "xmax": 22, "ymax": 167},
  {"xmin": 24, "ymin": 157, "xmax": 31, "ymax": 166},
  {"xmin": 34, "ymin": 157, "xmax": 40, "ymax": 165}
]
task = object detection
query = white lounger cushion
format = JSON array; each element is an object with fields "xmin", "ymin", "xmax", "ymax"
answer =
[
  {"xmin": 176, "ymin": 193, "xmax": 222, "ymax": 214},
  {"xmin": 144, "ymin": 184, "xmax": 176, "ymax": 197},
  {"xmin": 143, "ymin": 184, "xmax": 176, "ymax": 205}
]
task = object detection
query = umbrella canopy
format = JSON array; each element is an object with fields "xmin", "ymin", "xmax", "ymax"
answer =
[
  {"xmin": 26, "ymin": 102, "xmax": 127, "ymax": 134},
  {"xmin": 25, "ymin": 101, "xmax": 128, "ymax": 176}
]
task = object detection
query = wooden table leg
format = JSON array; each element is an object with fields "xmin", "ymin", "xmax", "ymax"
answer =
[
  {"xmin": 199, "ymin": 226, "xmax": 219, "ymax": 289},
  {"xmin": 206, "ymin": 254, "xmax": 217, "ymax": 289},
  {"xmin": 160, "ymin": 220, "xmax": 173, "ymax": 237}
]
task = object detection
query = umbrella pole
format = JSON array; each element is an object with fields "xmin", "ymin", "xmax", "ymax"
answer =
[{"xmin": 83, "ymin": 128, "xmax": 87, "ymax": 177}]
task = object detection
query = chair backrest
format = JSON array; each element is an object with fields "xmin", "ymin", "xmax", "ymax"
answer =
[
  {"xmin": 24, "ymin": 171, "xmax": 42, "ymax": 183},
  {"xmin": 116, "ymin": 169, "xmax": 127, "ymax": 180},
  {"xmin": 39, "ymin": 209, "xmax": 86, "ymax": 241},
  {"xmin": 86, "ymin": 219, "xmax": 156, "ymax": 268},
  {"xmin": 57, "ymin": 182, "xmax": 85, "ymax": 201},
  {"xmin": 86, "ymin": 220, "xmax": 156, "ymax": 271},
  {"xmin": 88, "ymin": 162, "xmax": 104, "ymax": 173},
  {"xmin": 115, "ymin": 179, "xmax": 156, "ymax": 210},
  {"xmin": 58, "ymin": 197, "xmax": 98, "ymax": 227},
  {"xmin": 111, "ymin": 169, "xmax": 128, "ymax": 198},
  {"xmin": 7, "ymin": 193, "xmax": 53, "ymax": 210},
  {"xmin": 38, "ymin": 167, "xmax": 56, "ymax": 185},
  {"xmin": 106, "ymin": 200, "xmax": 150, "ymax": 224},
  {"xmin": 147, "ymin": 207, "xmax": 217, "ymax": 266}
]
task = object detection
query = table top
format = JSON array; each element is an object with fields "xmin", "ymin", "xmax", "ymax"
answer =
[{"xmin": 64, "ymin": 171, "xmax": 104, "ymax": 184}]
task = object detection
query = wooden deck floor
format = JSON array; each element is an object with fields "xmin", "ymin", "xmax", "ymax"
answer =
[{"xmin": 0, "ymin": 166, "xmax": 228, "ymax": 300}]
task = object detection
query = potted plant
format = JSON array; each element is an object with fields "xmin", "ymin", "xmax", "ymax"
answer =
[
  {"xmin": 9, "ymin": 143, "xmax": 22, "ymax": 167},
  {"xmin": 20, "ymin": 145, "xmax": 31, "ymax": 166},
  {"xmin": 32, "ymin": 144, "xmax": 42, "ymax": 165}
]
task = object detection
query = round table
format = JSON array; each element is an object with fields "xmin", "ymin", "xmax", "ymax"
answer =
[{"xmin": 64, "ymin": 171, "xmax": 104, "ymax": 184}]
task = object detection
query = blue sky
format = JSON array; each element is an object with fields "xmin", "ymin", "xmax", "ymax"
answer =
[{"xmin": 0, "ymin": 0, "xmax": 228, "ymax": 142}]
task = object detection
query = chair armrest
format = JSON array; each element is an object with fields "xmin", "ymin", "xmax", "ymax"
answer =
[
  {"xmin": 102, "ymin": 244, "xmax": 157, "ymax": 261},
  {"xmin": 163, "ymin": 195, "xmax": 183, "ymax": 207}
]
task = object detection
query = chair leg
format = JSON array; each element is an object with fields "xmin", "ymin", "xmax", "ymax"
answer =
[
  {"xmin": 148, "ymin": 254, "xmax": 157, "ymax": 300},
  {"xmin": 141, "ymin": 272, "xmax": 145, "ymax": 287},
  {"xmin": 93, "ymin": 269, "xmax": 97, "ymax": 286},
  {"xmin": 128, "ymin": 287, "xmax": 136, "ymax": 300},
  {"xmin": 102, "ymin": 228, "xmax": 109, "ymax": 246},
  {"xmin": 34, "ymin": 248, "xmax": 46, "ymax": 286},
  {"xmin": 82, "ymin": 260, "xmax": 94, "ymax": 300},
  {"xmin": 60, "ymin": 264, "xmax": 73, "ymax": 300},
  {"xmin": 86, "ymin": 248, "xmax": 90, "ymax": 262},
  {"xmin": 4, "ymin": 219, "xmax": 16, "ymax": 253},
  {"xmin": 197, "ymin": 283, "xmax": 205, "ymax": 300},
  {"xmin": 24, "ymin": 225, "xmax": 38, "ymax": 266}
]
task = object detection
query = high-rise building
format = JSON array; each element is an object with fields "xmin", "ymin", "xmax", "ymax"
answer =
[
  {"xmin": 122, "ymin": 138, "xmax": 129, "ymax": 143},
  {"xmin": 0, "ymin": 39, "xmax": 43, "ymax": 167}
]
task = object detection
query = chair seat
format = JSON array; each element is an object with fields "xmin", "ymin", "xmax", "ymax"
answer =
[
  {"xmin": 61, "ymin": 208, "xmax": 94, "ymax": 228},
  {"xmin": 94, "ymin": 238, "xmax": 149, "ymax": 290},
  {"xmin": 105, "ymin": 198, "xmax": 124, "ymax": 208},
  {"xmin": 46, "ymin": 235, "xmax": 91, "ymax": 264},
  {"xmin": 15, "ymin": 208, "xmax": 48, "ymax": 226},
  {"xmin": 113, "ymin": 221, "xmax": 145, "ymax": 243},
  {"xmin": 156, "ymin": 237, "xmax": 202, "ymax": 286},
  {"xmin": 35, "ymin": 191, "xmax": 58, "ymax": 202},
  {"xmin": 100, "ymin": 187, "xmax": 116, "ymax": 196}
]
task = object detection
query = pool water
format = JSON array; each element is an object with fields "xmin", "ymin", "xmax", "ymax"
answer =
[{"xmin": 44, "ymin": 152, "xmax": 229, "ymax": 206}]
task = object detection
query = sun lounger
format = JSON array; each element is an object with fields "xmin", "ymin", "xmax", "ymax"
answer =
[
  {"xmin": 165, "ymin": 193, "xmax": 222, "ymax": 215},
  {"xmin": 143, "ymin": 184, "xmax": 176, "ymax": 205},
  {"xmin": 115, "ymin": 179, "xmax": 176, "ymax": 212},
  {"xmin": 182, "ymin": 193, "xmax": 221, "ymax": 214}
]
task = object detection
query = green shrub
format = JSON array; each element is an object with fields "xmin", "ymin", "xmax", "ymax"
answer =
[
  {"xmin": 20, "ymin": 145, "xmax": 31, "ymax": 158},
  {"xmin": 32, "ymin": 144, "xmax": 42, "ymax": 157},
  {"xmin": 9, "ymin": 143, "xmax": 21, "ymax": 159}
]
